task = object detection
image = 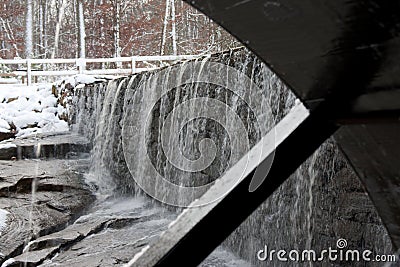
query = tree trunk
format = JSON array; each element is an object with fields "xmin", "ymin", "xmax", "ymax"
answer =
[
  {"xmin": 113, "ymin": 0, "xmax": 121, "ymax": 67},
  {"xmin": 171, "ymin": 0, "xmax": 177, "ymax": 55},
  {"xmin": 51, "ymin": 0, "xmax": 66, "ymax": 59},
  {"xmin": 26, "ymin": 0, "xmax": 33, "ymax": 58},
  {"xmin": 38, "ymin": 0, "xmax": 48, "ymax": 58},
  {"xmin": 77, "ymin": 0, "xmax": 86, "ymax": 59},
  {"xmin": 160, "ymin": 0, "xmax": 170, "ymax": 55}
]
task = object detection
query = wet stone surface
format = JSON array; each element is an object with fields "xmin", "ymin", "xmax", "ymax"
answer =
[
  {"xmin": 0, "ymin": 159, "xmax": 95, "ymax": 265},
  {"xmin": 0, "ymin": 154, "xmax": 250, "ymax": 267},
  {"xmin": 2, "ymin": 196, "xmax": 250, "ymax": 267},
  {"xmin": 0, "ymin": 132, "xmax": 91, "ymax": 160}
]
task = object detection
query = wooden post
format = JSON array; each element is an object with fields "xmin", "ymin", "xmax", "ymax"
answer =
[
  {"xmin": 76, "ymin": 58, "xmax": 86, "ymax": 74},
  {"xmin": 26, "ymin": 59, "xmax": 32, "ymax": 86},
  {"xmin": 131, "ymin": 57, "xmax": 136, "ymax": 74}
]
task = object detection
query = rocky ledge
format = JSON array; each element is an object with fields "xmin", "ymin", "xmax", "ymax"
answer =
[
  {"xmin": 0, "ymin": 159, "xmax": 95, "ymax": 266},
  {"xmin": 2, "ymin": 195, "xmax": 250, "ymax": 267},
  {"xmin": 0, "ymin": 132, "xmax": 91, "ymax": 160}
]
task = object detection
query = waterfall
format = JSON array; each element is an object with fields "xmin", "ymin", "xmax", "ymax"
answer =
[
  {"xmin": 121, "ymin": 50, "xmax": 282, "ymax": 207},
  {"xmin": 72, "ymin": 78, "xmax": 134, "ymax": 195},
  {"xmin": 71, "ymin": 47, "xmax": 393, "ymax": 266}
]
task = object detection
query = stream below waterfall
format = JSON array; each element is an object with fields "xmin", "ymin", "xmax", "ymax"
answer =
[
  {"xmin": 36, "ymin": 190, "xmax": 251, "ymax": 266},
  {"xmin": 0, "ymin": 155, "xmax": 251, "ymax": 267}
]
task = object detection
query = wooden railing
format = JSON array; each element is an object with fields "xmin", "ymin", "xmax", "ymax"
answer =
[{"xmin": 0, "ymin": 55, "xmax": 200, "ymax": 85}]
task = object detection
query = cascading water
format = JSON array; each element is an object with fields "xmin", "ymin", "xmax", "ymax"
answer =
[
  {"xmin": 65, "ymin": 50, "xmax": 254, "ymax": 266},
  {"xmin": 72, "ymin": 79, "xmax": 132, "ymax": 195},
  {"xmin": 306, "ymin": 151, "xmax": 318, "ymax": 257},
  {"xmin": 71, "ymin": 47, "xmax": 394, "ymax": 266},
  {"xmin": 223, "ymin": 140, "xmax": 394, "ymax": 267}
]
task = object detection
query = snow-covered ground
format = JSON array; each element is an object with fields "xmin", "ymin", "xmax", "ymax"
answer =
[
  {"xmin": 0, "ymin": 75, "xmax": 109, "ymax": 140},
  {"xmin": 0, "ymin": 83, "xmax": 68, "ymax": 138}
]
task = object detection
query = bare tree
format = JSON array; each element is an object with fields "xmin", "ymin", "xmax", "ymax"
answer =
[
  {"xmin": 1, "ymin": 0, "xmax": 238, "ymax": 61},
  {"xmin": 51, "ymin": 0, "xmax": 66, "ymax": 59},
  {"xmin": 160, "ymin": 0, "xmax": 170, "ymax": 55},
  {"xmin": 113, "ymin": 0, "xmax": 121, "ymax": 67},
  {"xmin": 171, "ymin": 0, "xmax": 177, "ymax": 55},
  {"xmin": 0, "ymin": 17, "xmax": 21, "ymax": 58},
  {"xmin": 38, "ymin": 0, "xmax": 48, "ymax": 58},
  {"xmin": 26, "ymin": 0, "xmax": 33, "ymax": 58},
  {"xmin": 77, "ymin": 0, "xmax": 86, "ymax": 58}
]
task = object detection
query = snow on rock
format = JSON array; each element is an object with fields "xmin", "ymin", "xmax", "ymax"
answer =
[
  {"xmin": 0, "ymin": 119, "xmax": 10, "ymax": 133},
  {"xmin": 1, "ymin": 258, "xmax": 15, "ymax": 267},
  {"xmin": 0, "ymin": 209, "xmax": 9, "ymax": 236},
  {"xmin": 0, "ymin": 75, "xmax": 107, "ymax": 141},
  {"xmin": 0, "ymin": 83, "xmax": 69, "ymax": 139},
  {"xmin": 53, "ymin": 74, "xmax": 112, "ymax": 121},
  {"xmin": 54, "ymin": 74, "xmax": 108, "ymax": 89},
  {"xmin": 41, "ymin": 120, "xmax": 68, "ymax": 133},
  {"xmin": 0, "ymin": 143, "xmax": 16, "ymax": 149}
]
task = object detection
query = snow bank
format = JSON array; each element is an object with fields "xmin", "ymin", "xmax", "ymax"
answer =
[
  {"xmin": 0, "ymin": 83, "xmax": 69, "ymax": 138},
  {"xmin": 0, "ymin": 75, "xmax": 108, "ymax": 141}
]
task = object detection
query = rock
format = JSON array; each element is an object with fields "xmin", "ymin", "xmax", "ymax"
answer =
[
  {"xmin": 5, "ymin": 97, "xmax": 18, "ymax": 104},
  {"xmin": 0, "ymin": 145, "xmax": 16, "ymax": 160},
  {"xmin": 24, "ymin": 123, "xmax": 38, "ymax": 129},
  {"xmin": 7, "ymin": 247, "xmax": 58, "ymax": 267},
  {"xmin": 8, "ymin": 197, "xmax": 248, "ymax": 267},
  {"xmin": 0, "ymin": 133, "xmax": 15, "ymax": 143},
  {"xmin": 51, "ymin": 85, "xmax": 57, "ymax": 98},
  {"xmin": 0, "ymin": 159, "xmax": 95, "ymax": 265},
  {"xmin": 0, "ymin": 132, "xmax": 91, "ymax": 160}
]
